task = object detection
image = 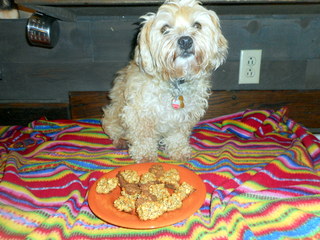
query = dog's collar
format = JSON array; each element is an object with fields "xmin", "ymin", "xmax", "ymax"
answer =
[
  {"xmin": 177, "ymin": 78, "xmax": 186, "ymax": 85},
  {"xmin": 172, "ymin": 78, "xmax": 186, "ymax": 87},
  {"xmin": 170, "ymin": 77, "xmax": 186, "ymax": 93},
  {"xmin": 170, "ymin": 78, "xmax": 186, "ymax": 109}
]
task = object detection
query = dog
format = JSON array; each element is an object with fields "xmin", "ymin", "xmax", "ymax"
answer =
[{"xmin": 101, "ymin": 0, "xmax": 228, "ymax": 163}]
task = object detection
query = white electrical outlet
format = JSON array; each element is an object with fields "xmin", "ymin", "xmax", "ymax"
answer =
[{"xmin": 239, "ymin": 50, "xmax": 262, "ymax": 84}]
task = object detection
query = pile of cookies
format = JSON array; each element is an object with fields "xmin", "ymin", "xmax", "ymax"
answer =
[{"xmin": 96, "ymin": 164, "xmax": 195, "ymax": 220}]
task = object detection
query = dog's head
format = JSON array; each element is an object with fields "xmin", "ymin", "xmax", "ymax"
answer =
[{"xmin": 134, "ymin": 0, "xmax": 228, "ymax": 80}]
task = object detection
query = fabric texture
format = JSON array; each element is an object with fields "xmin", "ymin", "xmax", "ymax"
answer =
[{"xmin": 0, "ymin": 108, "xmax": 319, "ymax": 239}]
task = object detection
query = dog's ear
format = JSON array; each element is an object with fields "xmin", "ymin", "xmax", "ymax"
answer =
[
  {"xmin": 134, "ymin": 13, "xmax": 156, "ymax": 76},
  {"xmin": 208, "ymin": 10, "xmax": 228, "ymax": 70}
]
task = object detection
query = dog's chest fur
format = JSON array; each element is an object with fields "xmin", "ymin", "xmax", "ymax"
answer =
[{"xmin": 128, "ymin": 74, "xmax": 210, "ymax": 133}]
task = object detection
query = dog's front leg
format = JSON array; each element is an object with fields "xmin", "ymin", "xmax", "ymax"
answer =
[
  {"xmin": 126, "ymin": 116, "xmax": 159, "ymax": 163},
  {"xmin": 163, "ymin": 127, "xmax": 194, "ymax": 162}
]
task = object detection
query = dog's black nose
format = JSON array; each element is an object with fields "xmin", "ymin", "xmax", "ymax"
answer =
[{"xmin": 178, "ymin": 36, "xmax": 193, "ymax": 50}]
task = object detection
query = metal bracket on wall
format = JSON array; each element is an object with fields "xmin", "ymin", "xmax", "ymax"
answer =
[{"xmin": 26, "ymin": 12, "xmax": 60, "ymax": 48}]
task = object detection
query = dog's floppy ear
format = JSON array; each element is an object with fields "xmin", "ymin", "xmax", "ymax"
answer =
[
  {"xmin": 134, "ymin": 13, "xmax": 156, "ymax": 75},
  {"xmin": 208, "ymin": 10, "xmax": 228, "ymax": 69}
]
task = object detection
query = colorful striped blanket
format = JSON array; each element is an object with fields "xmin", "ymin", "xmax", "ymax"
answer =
[{"xmin": 0, "ymin": 108, "xmax": 319, "ymax": 239}]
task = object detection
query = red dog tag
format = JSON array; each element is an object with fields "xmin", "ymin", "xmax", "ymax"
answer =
[{"xmin": 172, "ymin": 96, "xmax": 184, "ymax": 109}]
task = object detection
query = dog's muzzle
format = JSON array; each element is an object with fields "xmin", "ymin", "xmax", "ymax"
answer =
[
  {"xmin": 178, "ymin": 36, "xmax": 193, "ymax": 50},
  {"xmin": 178, "ymin": 36, "xmax": 194, "ymax": 58}
]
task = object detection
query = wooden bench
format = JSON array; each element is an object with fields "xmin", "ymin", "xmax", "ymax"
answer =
[{"xmin": 69, "ymin": 90, "xmax": 320, "ymax": 130}]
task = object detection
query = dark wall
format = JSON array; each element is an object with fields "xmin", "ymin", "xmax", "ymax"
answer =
[{"xmin": 0, "ymin": 6, "xmax": 320, "ymax": 103}]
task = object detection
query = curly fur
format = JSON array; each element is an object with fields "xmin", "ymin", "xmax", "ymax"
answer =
[{"xmin": 102, "ymin": 0, "xmax": 228, "ymax": 163}]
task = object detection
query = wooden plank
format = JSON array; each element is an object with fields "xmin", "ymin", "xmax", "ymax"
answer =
[
  {"xmin": 0, "ymin": 103, "xmax": 68, "ymax": 108},
  {"xmin": 69, "ymin": 90, "xmax": 320, "ymax": 128},
  {"xmin": 69, "ymin": 91, "xmax": 110, "ymax": 120},
  {"xmin": 203, "ymin": 90, "xmax": 320, "ymax": 128},
  {"xmin": 0, "ymin": 103, "xmax": 69, "ymax": 126}
]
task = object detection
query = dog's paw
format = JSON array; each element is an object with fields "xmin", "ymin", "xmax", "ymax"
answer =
[
  {"xmin": 113, "ymin": 138, "xmax": 128, "ymax": 149},
  {"xmin": 136, "ymin": 157, "xmax": 158, "ymax": 163},
  {"xmin": 168, "ymin": 145, "xmax": 193, "ymax": 162},
  {"xmin": 129, "ymin": 145, "xmax": 158, "ymax": 163},
  {"xmin": 171, "ymin": 153, "xmax": 193, "ymax": 162}
]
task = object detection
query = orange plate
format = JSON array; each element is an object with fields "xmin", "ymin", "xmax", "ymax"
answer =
[{"xmin": 88, "ymin": 163, "xmax": 206, "ymax": 229}]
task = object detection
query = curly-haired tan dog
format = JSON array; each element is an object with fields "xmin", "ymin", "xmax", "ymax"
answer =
[{"xmin": 102, "ymin": 0, "xmax": 228, "ymax": 163}]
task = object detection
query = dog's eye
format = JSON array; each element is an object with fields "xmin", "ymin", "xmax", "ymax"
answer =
[
  {"xmin": 193, "ymin": 22, "xmax": 202, "ymax": 30},
  {"xmin": 160, "ymin": 24, "xmax": 170, "ymax": 34}
]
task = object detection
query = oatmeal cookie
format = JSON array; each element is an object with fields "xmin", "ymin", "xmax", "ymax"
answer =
[
  {"xmin": 136, "ymin": 201, "xmax": 165, "ymax": 220},
  {"xmin": 122, "ymin": 183, "xmax": 141, "ymax": 195},
  {"xmin": 96, "ymin": 177, "xmax": 118, "ymax": 194},
  {"xmin": 118, "ymin": 169, "xmax": 140, "ymax": 185},
  {"xmin": 140, "ymin": 172, "xmax": 157, "ymax": 184},
  {"xmin": 175, "ymin": 182, "xmax": 195, "ymax": 200},
  {"xmin": 114, "ymin": 195, "xmax": 136, "ymax": 213},
  {"xmin": 148, "ymin": 183, "xmax": 170, "ymax": 200},
  {"xmin": 162, "ymin": 193, "xmax": 183, "ymax": 211},
  {"xmin": 135, "ymin": 192, "xmax": 157, "ymax": 208},
  {"xmin": 148, "ymin": 164, "xmax": 165, "ymax": 178},
  {"xmin": 158, "ymin": 168, "xmax": 180, "ymax": 189}
]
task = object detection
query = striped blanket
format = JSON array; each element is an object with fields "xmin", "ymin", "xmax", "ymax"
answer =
[{"xmin": 0, "ymin": 108, "xmax": 319, "ymax": 239}]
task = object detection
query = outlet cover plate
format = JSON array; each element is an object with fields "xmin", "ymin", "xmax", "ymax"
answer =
[{"xmin": 239, "ymin": 49, "xmax": 262, "ymax": 84}]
